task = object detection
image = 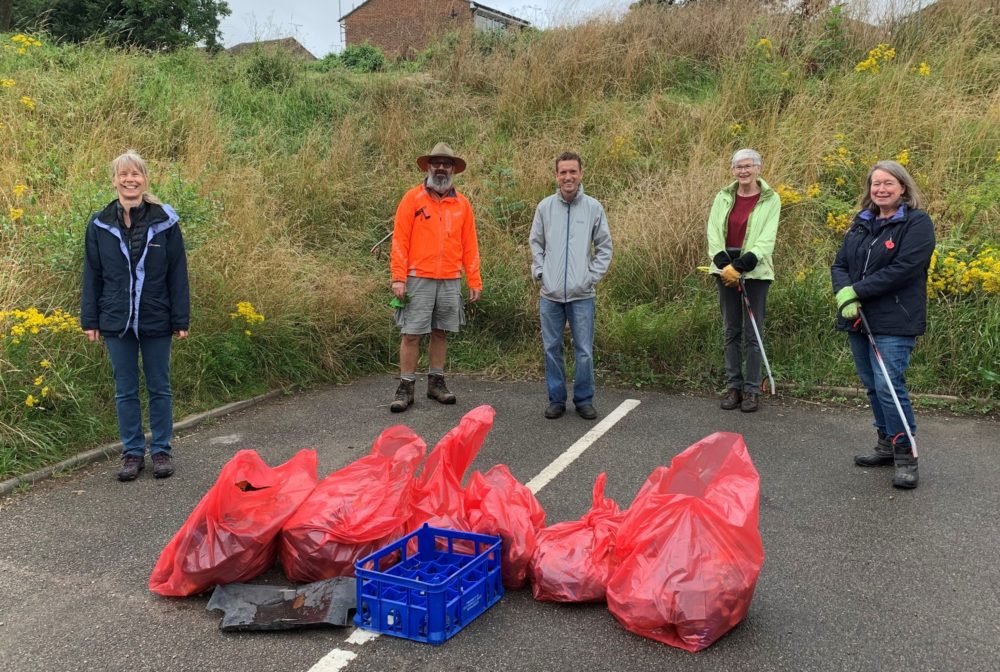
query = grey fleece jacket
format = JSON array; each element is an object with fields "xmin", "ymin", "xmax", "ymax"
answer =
[{"xmin": 529, "ymin": 185, "xmax": 613, "ymax": 303}]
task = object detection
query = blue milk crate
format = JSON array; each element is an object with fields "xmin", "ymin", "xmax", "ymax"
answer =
[{"xmin": 354, "ymin": 524, "xmax": 503, "ymax": 645}]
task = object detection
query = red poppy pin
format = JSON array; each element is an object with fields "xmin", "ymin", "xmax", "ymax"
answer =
[{"xmin": 885, "ymin": 239, "xmax": 895, "ymax": 250}]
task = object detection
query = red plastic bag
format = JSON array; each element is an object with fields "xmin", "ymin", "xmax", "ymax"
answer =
[
  {"xmin": 606, "ymin": 432, "xmax": 763, "ymax": 652},
  {"xmin": 408, "ymin": 405, "xmax": 495, "ymax": 533},
  {"xmin": 149, "ymin": 449, "xmax": 318, "ymax": 597},
  {"xmin": 530, "ymin": 472, "xmax": 623, "ymax": 602},
  {"xmin": 465, "ymin": 464, "xmax": 546, "ymax": 589},
  {"xmin": 279, "ymin": 425, "xmax": 426, "ymax": 582}
]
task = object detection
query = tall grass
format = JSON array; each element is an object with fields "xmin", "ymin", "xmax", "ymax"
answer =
[{"xmin": 2, "ymin": 0, "xmax": 999, "ymax": 478}]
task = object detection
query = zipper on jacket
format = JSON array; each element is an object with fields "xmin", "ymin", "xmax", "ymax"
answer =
[{"xmin": 564, "ymin": 201, "xmax": 571, "ymax": 301}]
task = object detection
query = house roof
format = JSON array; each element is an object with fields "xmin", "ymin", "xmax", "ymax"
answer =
[
  {"xmin": 340, "ymin": 0, "xmax": 530, "ymax": 26},
  {"xmin": 226, "ymin": 37, "xmax": 317, "ymax": 60}
]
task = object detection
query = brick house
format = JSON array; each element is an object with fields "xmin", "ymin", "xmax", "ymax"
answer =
[{"xmin": 340, "ymin": 0, "xmax": 530, "ymax": 58}]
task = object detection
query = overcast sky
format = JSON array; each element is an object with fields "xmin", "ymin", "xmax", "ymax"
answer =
[{"xmin": 218, "ymin": 0, "xmax": 936, "ymax": 59}]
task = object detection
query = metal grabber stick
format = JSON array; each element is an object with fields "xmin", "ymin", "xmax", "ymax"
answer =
[
  {"xmin": 738, "ymin": 275, "xmax": 775, "ymax": 396},
  {"xmin": 856, "ymin": 308, "xmax": 918, "ymax": 458}
]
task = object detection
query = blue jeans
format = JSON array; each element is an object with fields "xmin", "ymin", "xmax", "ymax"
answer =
[
  {"xmin": 540, "ymin": 297, "xmax": 595, "ymax": 406},
  {"xmin": 104, "ymin": 333, "xmax": 174, "ymax": 457},
  {"xmin": 848, "ymin": 331, "xmax": 917, "ymax": 447}
]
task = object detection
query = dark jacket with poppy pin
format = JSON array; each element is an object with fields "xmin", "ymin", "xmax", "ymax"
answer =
[
  {"xmin": 81, "ymin": 199, "xmax": 189, "ymax": 338},
  {"xmin": 831, "ymin": 205, "xmax": 934, "ymax": 336}
]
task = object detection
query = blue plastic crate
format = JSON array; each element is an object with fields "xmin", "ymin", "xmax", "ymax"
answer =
[{"xmin": 354, "ymin": 524, "xmax": 503, "ymax": 645}]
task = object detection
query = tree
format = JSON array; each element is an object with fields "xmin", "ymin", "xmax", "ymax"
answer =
[{"xmin": 13, "ymin": 0, "xmax": 231, "ymax": 51}]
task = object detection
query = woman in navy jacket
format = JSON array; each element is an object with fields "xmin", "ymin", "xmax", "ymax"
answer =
[
  {"xmin": 81, "ymin": 150, "xmax": 189, "ymax": 482},
  {"xmin": 831, "ymin": 160, "xmax": 934, "ymax": 490}
]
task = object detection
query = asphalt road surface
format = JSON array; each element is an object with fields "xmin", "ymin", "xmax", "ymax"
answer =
[{"xmin": 1, "ymin": 375, "xmax": 998, "ymax": 672}]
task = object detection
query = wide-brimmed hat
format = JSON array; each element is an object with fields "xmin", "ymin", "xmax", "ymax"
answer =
[{"xmin": 416, "ymin": 142, "xmax": 466, "ymax": 174}]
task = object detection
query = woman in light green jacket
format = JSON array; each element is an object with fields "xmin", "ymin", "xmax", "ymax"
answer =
[{"xmin": 706, "ymin": 148, "xmax": 781, "ymax": 412}]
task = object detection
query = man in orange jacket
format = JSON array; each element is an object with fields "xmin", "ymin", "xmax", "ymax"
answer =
[{"xmin": 388, "ymin": 142, "xmax": 482, "ymax": 412}]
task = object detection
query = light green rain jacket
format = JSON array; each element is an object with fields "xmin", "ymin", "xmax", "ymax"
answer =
[{"xmin": 706, "ymin": 178, "xmax": 780, "ymax": 281}]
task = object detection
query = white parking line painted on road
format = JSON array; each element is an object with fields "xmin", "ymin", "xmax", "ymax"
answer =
[
  {"xmin": 307, "ymin": 648, "xmax": 357, "ymax": 672},
  {"xmin": 525, "ymin": 398, "xmax": 641, "ymax": 494},
  {"xmin": 345, "ymin": 628, "xmax": 380, "ymax": 645}
]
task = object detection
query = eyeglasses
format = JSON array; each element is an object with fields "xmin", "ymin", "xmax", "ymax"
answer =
[
  {"xmin": 429, "ymin": 159, "xmax": 455, "ymax": 168},
  {"xmin": 732, "ymin": 164, "xmax": 758, "ymax": 172}
]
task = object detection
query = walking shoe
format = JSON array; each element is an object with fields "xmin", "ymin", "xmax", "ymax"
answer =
[
  {"xmin": 544, "ymin": 403, "xmax": 565, "ymax": 419},
  {"xmin": 427, "ymin": 374, "xmax": 457, "ymax": 405},
  {"xmin": 740, "ymin": 392, "xmax": 760, "ymax": 413},
  {"xmin": 575, "ymin": 404, "xmax": 598, "ymax": 420},
  {"xmin": 151, "ymin": 453, "xmax": 175, "ymax": 479},
  {"xmin": 720, "ymin": 389, "xmax": 742, "ymax": 410},
  {"xmin": 892, "ymin": 444, "xmax": 919, "ymax": 489},
  {"xmin": 854, "ymin": 431, "xmax": 894, "ymax": 467},
  {"xmin": 117, "ymin": 454, "xmax": 144, "ymax": 481},
  {"xmin": 390, "ymin": 379, "xmax": 415, "ymax": 413}
]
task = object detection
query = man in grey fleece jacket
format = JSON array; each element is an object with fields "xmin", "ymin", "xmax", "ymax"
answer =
[{"xmin": 529, "ymin": 152, "xmax": 613, "ymax": 420}]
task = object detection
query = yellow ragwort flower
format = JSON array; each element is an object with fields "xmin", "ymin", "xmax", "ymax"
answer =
[
  {"xmin": 0, "ymin": 78, "xmax": 15, "ymax": 87},
  {"xmin": 729, "ymin": 123, "xmax": 743, "ymax": 135},
  {"xmin": 33, "ymin": 375, "xmax": 44, "ymax": 386},
  {"xmin": 9, "ymin": 207, "xmax": 24, "ymax": 220},
  {"xmin": 25, "ymin": 394, "xmax": 37, "ymax": 408},
  {"xmin": 896, "ymin": 149, "xmax": 910, "ymax": 166},
  {"xmin": 13, "ymin": 183, "xmax": 28, "ymax": 198},
  {"xmin": 39, "ymin": 359, "xmax": 51, "ymax": 368},
  {"xmin": 19, "ymin": 95, "xmax": 36, "ymax": 110},
  {"xmin": 806, "ymin": 183, "xmax": 821, "ymax": 198},
  {"xmin": 917, "ymin": 62, "xmax": 931, "ymax": 76},
  {"xmin": 41, "ymin": 386, "xmax": 50, "ymax": 398}
]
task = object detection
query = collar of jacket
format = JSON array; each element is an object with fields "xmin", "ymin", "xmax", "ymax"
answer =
[
  {"xmin": 721, "ymin": 177, "xmax": 775, "ymax": 200},
  {"xmin": 858, "ymin": 203, "xmax": 907, "ymax": 223},
  {"xmin": 556, "ymin": 183, "xmax": 585, "ymax": 205},
  {"xmin": 422, "ymin": 181, "xmax": 457, "ymax": 199},
  {"xmin": 114, "ymin": 199, "xmax": 149, "ymax": 226}
]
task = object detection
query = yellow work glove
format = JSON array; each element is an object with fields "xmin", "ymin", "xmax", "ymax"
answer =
[{"xmin": 720, "ymin": 264, "xmax": 741, "ymax": 288}]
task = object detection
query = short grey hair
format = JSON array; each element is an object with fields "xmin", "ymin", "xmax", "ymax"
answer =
[{"xmin": 731, "ymin": 148, "xmax": 763, "ymax": 167}]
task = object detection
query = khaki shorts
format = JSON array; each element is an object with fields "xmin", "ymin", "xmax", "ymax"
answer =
[{"xmin": 394, "ymin": 277, "xmax": 467, "ymax": 335}]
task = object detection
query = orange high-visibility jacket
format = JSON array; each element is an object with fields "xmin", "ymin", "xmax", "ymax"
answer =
[{"xmin": 390, "ymin": 184, "xmax": 482, "ymax": 290}]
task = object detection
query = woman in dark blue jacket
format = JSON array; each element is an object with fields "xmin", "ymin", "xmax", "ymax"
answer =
[
  {"xmin": 831, "ymin": 160, "xmax": 934, "ymax": 490},
  {"xmin": 81, "ymin": 150, "xmax": 190, "ymax": 482}
]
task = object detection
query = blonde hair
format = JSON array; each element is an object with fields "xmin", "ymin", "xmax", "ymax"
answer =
[
  {"xmin": 860, "ymin": 160, "xmax": 924, "ymax": 212},
  {"xmin": 110, "ymin": 150, "xmax": 162, "ymax": 205}
]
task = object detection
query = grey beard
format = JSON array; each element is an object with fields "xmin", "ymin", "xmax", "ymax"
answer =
[{"xmin": 427, "ymin": 170, "xmax": 453, "ymax": 195}]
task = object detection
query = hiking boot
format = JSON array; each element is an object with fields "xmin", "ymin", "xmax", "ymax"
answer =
[
  {"xmin": 892, "ymin": 443, "xmax": 919, "ymax": 489},
  {"xmin": 854, "ymin": 431, "xmax": 894, "ymax": 467},
  {"xmin": 575, "ymin": 404, "xmax": 598, "ymax": 420},
  {"xmin": 151, "ymin": 452, "xmax": 175, "ymax": 479},
  {"xmin": 427, "ymin": 374, "xmax": 456, "ymax": 405},
  {"xmin": 720, "ymin": 389, "xmax": 742, "ymax": 410},
  {"xmin": 390, "ymin": 379, "xmax": 415, "ymax": 413},
  {"xmin": 544, "ymin": 403, "xmax": 565, "ymax": 419},
  {"xmin": 117, "ymin": 454, "xmax": 144, "ymax": 481},
  {"xmin": 740, "ymin": 392, "xmax": 760, "ymax": 413}
]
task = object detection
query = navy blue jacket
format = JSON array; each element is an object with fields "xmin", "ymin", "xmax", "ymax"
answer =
[
  {"xmin": 831, "ymin": 205, "xmax": 935, "ymax": 336},
  {"xmin": 81, "ymin": 199, "xmax": 189, "ymax": 338}
]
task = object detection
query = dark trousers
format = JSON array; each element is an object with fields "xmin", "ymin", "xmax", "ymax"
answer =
[{"xmin": 717, "ymin": 277, "xmax": 770, "ymax": 394}]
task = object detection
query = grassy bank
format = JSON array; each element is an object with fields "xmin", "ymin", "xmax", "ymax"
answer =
[{"xmin": 2, "ymin": 1, "xmax": 998, "ymax": 478}]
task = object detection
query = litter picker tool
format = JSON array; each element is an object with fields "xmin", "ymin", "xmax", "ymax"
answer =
[
  {"xmin": 738, "ymin": 276, "xmax": 775, "ymax": 396},
  {"xmin": 856, "ymin": 308, "xmax": 918, "ymax": 458}
]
